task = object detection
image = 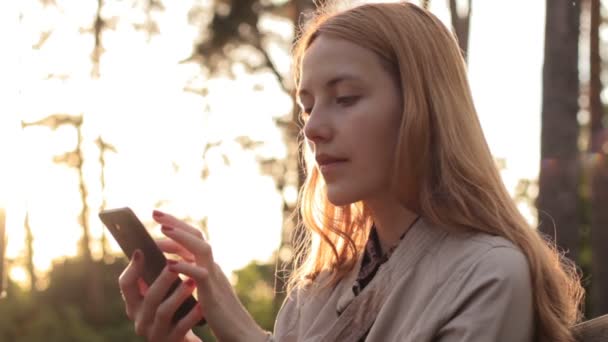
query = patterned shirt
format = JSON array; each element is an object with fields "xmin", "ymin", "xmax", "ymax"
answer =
[
  {"xmin": 351, "ymin": 216, "xmax": 421, "ymax": 341},
  {"xmin": 352, "ymin": 216, "xmax": 421, "ymax": 296}
]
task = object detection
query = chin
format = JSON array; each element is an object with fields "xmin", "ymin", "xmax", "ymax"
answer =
[{"xmin": 326, "ymin": 186, "xmax": 360, "ymax": 206}]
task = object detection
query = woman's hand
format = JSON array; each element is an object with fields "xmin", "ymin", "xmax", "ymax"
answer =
[
  {"xmin": 118, "ymin": 248, "xmax": 204, "ymax": 342},
  {"xmin": 153, "ymin": 210, "xmax": 270, "ymax": 342}
]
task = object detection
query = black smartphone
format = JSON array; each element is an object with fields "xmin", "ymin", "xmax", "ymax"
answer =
[{"xmin": 99, "ymin": 207, "xmax": 205, "ymax": 326}]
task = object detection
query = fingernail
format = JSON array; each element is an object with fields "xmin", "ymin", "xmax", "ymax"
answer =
[
  {"xmin": 133, "ymin": 250, "xmax": 142, "ymax": 262},
  {"xmin": 161, "ymin": 225, "xmax": 173, "ymax": 232},
  {"xmin": 153, "ymin": 210, "xmax": 164, "ymax": 217},
  {"xmin": 166, "ymin": 259, "xmax": 178, "ymax": 266},
  {"xmin": 185, "ymin": 278, "xmax": 196, "ymax": 287}
]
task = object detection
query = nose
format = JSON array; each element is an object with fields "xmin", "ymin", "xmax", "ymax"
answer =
[{"xmin": 303, "ymin": 107, "xmax": 332, "ymax": 145}]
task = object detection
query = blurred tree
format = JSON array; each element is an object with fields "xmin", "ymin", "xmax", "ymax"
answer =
[
  {"xmin": 233, "ymin": 261, "xmax": 277, "ymax": 331},
  {"xmin": 538, "ymin": 0, "xmax": 581, "ymax": 261},
  {"xmin": 51, "ymin": 117, "xmax": 105, "ymax": 322},
  {"xmin": 88, "ymin": 0, "xmax": 106, "ymax": 321},
  {"xmin": 448, "ymin": 0, "xmax": 472, "ymax": 62},
  {"xmin": 95, "ymin": 136, "xmax": 117, "ymax": 262},
  {"xmin": 0, "ymin": 208, "xmax": 5, "ymax": 298},
  {"xmin": 135, "ymin": 0, "xmax": 164, "ymax": 41},
  {"xmin": 183, "ymin": 0, "xmax": 325, "ymax": 316},
  {"xmin": 0, "ymin": 257, "xmax": 143, "ymax": 342},
  {"xmin": 0, "ymin": 255, "xmax": 285, "ymax": 341},
  {"xmin": 418, "ymin": 0, "xmax": 472, "ymax": 62},
  {"xmin": 24, "ymin": 211, "xmax": 36, "ymax": 294},
  {"xmin": 91, "ymin": 0, "xmax": 104, "ymax": 79},
  {"xmin": 21, "ymin": 115, "xmax": 105, "ymax": 321},
  {"xmin": 588, "ymin": 0, "xmax": 608, "ymax": 317}
]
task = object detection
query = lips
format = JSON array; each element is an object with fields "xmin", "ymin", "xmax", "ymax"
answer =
[{"xmin": 316, "ymin": 153, "xmax": 348, "ymax": 167}]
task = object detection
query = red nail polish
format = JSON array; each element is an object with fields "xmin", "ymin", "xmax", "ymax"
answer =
[
  {"xmin": 167, "ymin": 259, "xmax": 178, "ymax": 266},
  {"xmin": 153, "ymin": 210, "xmax": 164, "ymax": 217},
  {"xmin": 185, "ymin": 278, "xmax": 196, "ymax": 287},
  {"xmin": 161, "ymin": 225, "xmax": 173, "ymax": 232}
]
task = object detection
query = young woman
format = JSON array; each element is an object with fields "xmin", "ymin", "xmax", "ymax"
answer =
[{"xmin": 118, "ymin": 2, "xmax": 584, "ymax": 341}]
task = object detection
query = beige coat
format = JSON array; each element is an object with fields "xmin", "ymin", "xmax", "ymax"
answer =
[{"xmin": 270, "ymin": 217, "xmax": 534, "ymax": 342}]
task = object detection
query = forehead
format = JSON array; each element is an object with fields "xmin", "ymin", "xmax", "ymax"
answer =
[{"xmin": 299, "ymin": 35, "xmax": 385, "ymax": 88}]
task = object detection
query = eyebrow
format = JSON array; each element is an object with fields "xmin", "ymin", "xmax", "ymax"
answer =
[{"xmin": 297, "ymin": 74, "xmax": 362, "ymax": 99}]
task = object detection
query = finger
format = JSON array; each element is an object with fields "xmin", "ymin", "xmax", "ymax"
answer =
[
  {"xmin": 168, "ymin": 262, "xmax": 214, "ymax": 317},
  {"xmin": 149, "ymin": 278, "xmax": 197, "ymax": 340},
  {"xmin": 138, "ymin": 265, "xmax": 180, "ymax": 329},
  {"xmin": 156, "ymin": 238, "xmax": 195, "ymax": 262},
  {"xmin": 161, "ymin": 226, "xmax": 214, "ymax": 265},
  {"xmin": 167, "ymin": 261, "xmax": 209, "ymax": 287},
  {"xmin": 184, "ymin": 330, "xmax": 203, "ymax": 342},
  {"xmin": 138, "ymin": 278, "xmax": 149, "ymax": 296},
  {"xmin": 118, "ymin": 250, "xmax": 145, "ymax": 320},
  {"xmin": 152, "ymin": 210, "xmax": 205, "ymax": 239},
  {"xmin": 168, "ymin": 304, "xmax": 205, "ymax": 342}
]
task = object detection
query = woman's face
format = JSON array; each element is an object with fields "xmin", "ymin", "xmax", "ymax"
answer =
[{"xmin": 299, "ymin": 35, "xmax": 403, "ymax": 206}]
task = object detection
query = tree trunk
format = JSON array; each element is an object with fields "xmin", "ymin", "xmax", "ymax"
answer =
[
  {"xmin": 448, "ymin": 0, "xmax": 472, "ymax": 62},
  {"xmin": 589, "ymin": 0, "xmax": 608, "ymax": 317},
  {"xmin": 76, "ymin": 124, "xmax": 102, "ymax": 322},
  {"xmin": 24, "ymin": 211, "xmax": 36, "ymax": 293},
  {"xmin": 96, "ymin": 136, "xmax": 112, "ymax": 261},
  {"xmin": 537, "ymin": 0, "xmax": 581, "ymax": 262},
  {"xmin": 91, "ymin": 0, "xmax": 103, "ymax": 78},
  {"xmin": 82, "ymin": 0, "xmax": 107, "ymax": 323},
  {"xmin": 0, "ymin": 208, "xmax": 6, "ymax": 297}
]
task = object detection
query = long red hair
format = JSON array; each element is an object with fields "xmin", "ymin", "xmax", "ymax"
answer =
[{"xmin": 287, "ymin": 2, "xmax": 583, "ymax": 342}]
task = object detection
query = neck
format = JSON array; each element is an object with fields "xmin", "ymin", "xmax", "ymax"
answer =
[{"xmin": 366, "ymin": 195, "xmax": 419, "ymax": 253}]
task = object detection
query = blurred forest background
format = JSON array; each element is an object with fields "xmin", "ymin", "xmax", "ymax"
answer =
[{"xmin": 0, "ymin": 0, "xmax": 606, "ymax": 341}]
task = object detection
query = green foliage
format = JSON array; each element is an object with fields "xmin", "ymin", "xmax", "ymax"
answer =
[
  {"xmin": 233, "ymin": 261, "xmax": 278, "ymax": 331},
  {"xmin": 0, "ymin": 257, "xmax": 279, "ymax": 341},
  {"xmin": 0, "ymin": 284, "xmax": 139, "ymax": 342},
  {"xmin": 0, "ymin": 298, "xmax": 97, "ymax": 342},
  {"xmin": 0, "ymin": 258, "xmax": 142, "ymax": 341}
]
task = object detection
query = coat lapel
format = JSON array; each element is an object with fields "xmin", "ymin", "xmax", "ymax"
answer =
[{"xmin": 321, "ymin": 218, "xmax": 447, "ymax": 341}]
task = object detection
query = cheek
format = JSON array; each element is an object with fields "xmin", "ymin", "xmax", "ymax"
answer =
[
  {"xmin": 356, "ymin": 108, "xmax": 401, "ymax": 175},
  {"xmin": 353, "ymin": 129, "xmax": 397, "ymax": 184},
  {"xmin": 345, "ymin": 94, "xmax": 401, "ymax": 160},
  {"xmin": 359, "ymin": 108, "xmax": 401, "ymax": 153}
]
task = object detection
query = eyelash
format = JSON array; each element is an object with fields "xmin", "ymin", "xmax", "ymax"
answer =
[
  {"xmin": 336, "ymin": 95, "xmax": 359, "ymax": 106},
  {"xmin": 301, "ymin": 96, "xmax": 360, "ymax": 118}
]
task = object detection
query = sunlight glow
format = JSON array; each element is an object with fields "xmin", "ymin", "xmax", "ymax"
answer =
[
  {"xmin": 9, "ymin": 267, "xmax": 28, "ymax": 289},
  {"xmin": 1, "ymin": 0, "xmax": 546, "ymax": 289},
  {"xmin": 1, "ymin": 0, "xmax": 293, "ymax": 286}
]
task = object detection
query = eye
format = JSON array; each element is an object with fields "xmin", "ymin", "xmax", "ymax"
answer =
[{"xmin": 336, "ymin": 96, "xmax": 360, "ymax": 106}]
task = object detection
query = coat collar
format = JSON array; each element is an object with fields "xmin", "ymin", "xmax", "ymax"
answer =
[{"xmin": 327, "ymin": 217, "xmax": 448, "ymax": 341}]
